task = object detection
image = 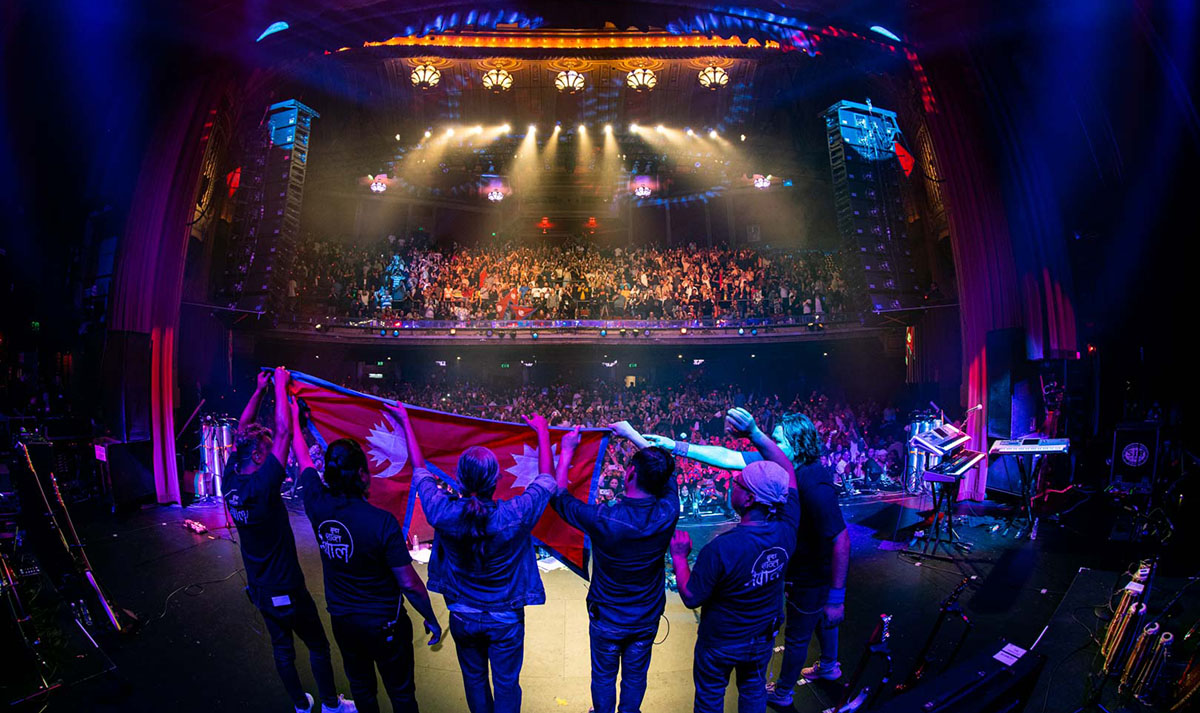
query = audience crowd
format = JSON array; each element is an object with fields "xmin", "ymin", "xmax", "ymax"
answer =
[
  {"xmin": 287, "ymin": 235, "xmax": 856, "ymax": 323},
  {"xmin": 347, "ymin": 378, "xmax": 907, "ymax": 515}
]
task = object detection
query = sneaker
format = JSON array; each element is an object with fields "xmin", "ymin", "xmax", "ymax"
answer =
[
  {"xmin": 296, "ymin": 693, "xmax": 314, "ymax": 713},
  {"xmin": 801, "ymin": 660, "xmax": 842, "ymax": 681},
  {"xmin": 766, "ymin": 684, "xmax": 794, "ymax": 708},
  {"xmin": 321, "ymin": 695, "xmax": 356, "ymax": 713}
]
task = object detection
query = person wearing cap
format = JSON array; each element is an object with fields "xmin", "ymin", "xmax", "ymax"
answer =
[
  {"xmin": 648, "ymin": 410, "xmax": 848, "ymax": 709},
  {"xmin": 668, "ymin": 409, "xmax": 799, "ymax": 713}
]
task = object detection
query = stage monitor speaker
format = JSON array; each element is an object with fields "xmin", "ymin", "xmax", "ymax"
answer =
[
  {"xmin": 106, "ymin": 439, "xmax": 155, "ymax": 511},
  {"xmin": 100, "ymin": 330, "xmax": 152, "ymax": 442},
  {"xmin": 986, "ymin": 328, "xmax": 1039, "ymax": 439},
  {"xmin": 874, "ymin": 639, "xmax": 1045, "ymax": 713},
  {"xmin": 1110, "ymin": 423, "xmax": 1159, "ymax": 493}
]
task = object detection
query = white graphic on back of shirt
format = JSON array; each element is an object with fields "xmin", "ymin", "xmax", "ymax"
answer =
[
  {"xmin": 746, "ymin": 547, "xmax": 788, "ymax": 588},
  {"xmin": 365, "ymin": 415, "xmax": 408, "ymax": 479},
  {"xmin": 317, "ymin": 520, "xmax": 354, "ymax": 563},
  {"xmin": 505, "ymin": 443, "xmax": 559, "ymax": 489},
  {"xmin": 226, "ymin": 489, "xmax": 248, "ymax": 524}
]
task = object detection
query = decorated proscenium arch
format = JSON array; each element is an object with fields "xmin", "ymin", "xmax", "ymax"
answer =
[{"xmin": 284, "ymin": 370, "xmax": 611, "ymax": 578}]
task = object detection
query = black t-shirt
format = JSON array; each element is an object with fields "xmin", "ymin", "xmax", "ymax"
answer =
[
  {"xmin": 688, "ymin": 488, "xmax": 801, "ymax": 644},
  {"xmin": 300, "ymin": 468, "xmax": 413, "ymax": 618},
  {"xmin": 223, "ymin": 454, "xmax": 306, "ymax": 602},
  {"xmin": 552, "ymin": 480, "xmax": 679, "ymax": 631},
  {"xmin": 744, "ymin": 453, "xmax": 846, "ymax": 584}
]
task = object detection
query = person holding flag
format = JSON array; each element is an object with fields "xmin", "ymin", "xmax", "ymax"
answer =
[
  {"xmin": 394, "ymin": 404, "xmax": 556, "ymax": 713},
  {"xmin": 224, "ymin": 367, "xmax": 355, "ymax": 713},
  {"xmin": 290, "ymin": 398, "xmax": 442, "ymax": 713},
  {"xmin": 549, "ymin": 421, "xmax": 679, "ymax": 713}
]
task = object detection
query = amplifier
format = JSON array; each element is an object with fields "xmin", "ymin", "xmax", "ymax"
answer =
[{"xmin": 874, "ymin": 639, "xmax": 1045, "ymax": 713}]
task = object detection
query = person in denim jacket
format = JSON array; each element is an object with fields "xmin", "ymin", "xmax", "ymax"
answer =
[{"xmin": 394, "ymin": 405, "xmax": 556, "ymax": 713}]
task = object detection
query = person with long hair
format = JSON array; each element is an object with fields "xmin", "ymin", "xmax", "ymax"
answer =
[
  {"xmin": 393, "ymin": 404, "xmax": 555, "ymax": 713},
  {"xmin": 292, "ymin": 399, "xmax": 441, "ymax": 713},
  {"xmin": 550, "ymin": 421, "xmax": 679, "ymax": 713},
  {"xmin": 224, "ymin": 368, "xmax": 355, "ymax": 713},
  {"xmin": 647, "ymin": 409, "xmax": 848, "ymax": 709}
]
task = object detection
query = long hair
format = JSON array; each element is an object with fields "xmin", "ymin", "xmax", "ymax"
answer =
[
  {"xmin": 779, "ymin": 412, "xmax": 822, "ymax": 466},
  {"xmin": 456, "ymin": 446, "xmax": 500, "ymax": 565},
  {"xmin": 323, "ymin": 439, "xmax": 369, "ymax": 498}
]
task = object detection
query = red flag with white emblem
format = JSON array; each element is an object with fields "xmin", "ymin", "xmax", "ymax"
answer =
[{"xmin": 288, "ymin": 371, "xmax": 609, "ymax": 578}]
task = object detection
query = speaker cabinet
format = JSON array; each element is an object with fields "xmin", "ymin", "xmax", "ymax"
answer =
[{"xmin": 1110, "ymin": 423, "xmax": 1159, "ymax": 493}]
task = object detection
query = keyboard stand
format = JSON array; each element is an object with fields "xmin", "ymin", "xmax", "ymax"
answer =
[
  {"xmin": 905, "ymin": 477, "xmax": 973, "ymax": 562},
  {"xmin": 995, "ymin": 454, "xmax": 1041, "ymax": 540}
]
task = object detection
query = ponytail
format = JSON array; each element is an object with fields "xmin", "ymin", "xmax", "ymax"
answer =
[{"xmin": 456, "ymin": 447, "xmax": 500, "ymax": 566}]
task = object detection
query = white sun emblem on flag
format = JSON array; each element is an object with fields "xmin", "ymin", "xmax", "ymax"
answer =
[
  {"xmin": 365, "ymin": 417, "xmax": 408, "ymax": 479},
  {"xmin": 505, "ymin": 443, "xmax": 559, "ymax": 489}
]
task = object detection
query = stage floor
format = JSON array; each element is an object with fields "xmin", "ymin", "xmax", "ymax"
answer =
[{"xmin": 36, "ymin": 489, "xmax": 1169, "ymax": 713}]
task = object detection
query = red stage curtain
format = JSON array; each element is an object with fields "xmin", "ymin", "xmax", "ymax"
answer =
[{"xmin": 108, "ymin": 75, "xmax": 228, "ymax": 504}]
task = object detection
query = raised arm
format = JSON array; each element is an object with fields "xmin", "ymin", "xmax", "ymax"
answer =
[
  {"xmin": 725, "ymin": 407, "xmax": 797, "ymax": 490},
  {"xmin": 391, "ymin": 403, "xmax": 425, "ymax": 470},
  {"xmin": 608, "ymin": 420, "xmax": 651, "ymax": 450},
  {"xmin": 670, "ymin": 531, "xmax": 700, "ymax": 608},
  {"xmin": 524, "ymin": 413, "xmax": 552, "ymax": 476},
  {"xmin": 555, "ymin": 426, "xmax": 582, "ymax": 490},
  {"xmin": 642, "ymin": 432, "xmax": 749, "ymax": 470},
  {"xmin": 289, "ymin": 398, "xmax": 315, "ymax": 472},
  {"xmin": 270, "ymin": 366, "xmax": 292, "ymax": 465},
  {"xmin": 238, "ymin": 370, "xmax": 271, "ymax": 432}
]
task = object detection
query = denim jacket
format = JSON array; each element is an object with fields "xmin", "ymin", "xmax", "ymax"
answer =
[{"xmin": 414, "ymin": 466, "xmax": 555, "ymax": 611}]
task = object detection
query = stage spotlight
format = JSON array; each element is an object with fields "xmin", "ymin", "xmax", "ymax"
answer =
[
  {"xmin": 472, "ymin": 125, "xmax": 483, "ymax": 134},
  {"xmin": 630, "ymin": 123, "xmax": 639, "ymax": 133},
  {"xmin": 738, "ymin": 327, "xmax": 745, "ymax": 335},
  {"xmin": 314, "ymin": 323, "xmax": 323, "ymax": 331},
  {"xmin": 656, "ymin": 124, "xmax": 665, "ymax": 133},
  {"xmin": 643, "ymin": 329, "xmax": 651, "ymax": 337},
  {"xmin": 604, "ymin": 124, "xmax": 612, "ymax": 134},
  {"xmin": 686, "ymin": 128, "xmax": 696, "ymax": 137},
  {"xmin": 600, "ymin": 329, "xmax": 607, "ymax": 337},
  {"xmin": 501, "ymin": 124, "xmax": 511, "ymax": 133},
  {"xmin": 528, "ymin": 124, "xmax": 536, "ymax": 133},
  {"xmin": 379, "ymin": 329, "xmax": 387, "ymax": 336},
  {"xmin": 531, "ymin": 331, "xmax": 539, "ymax": 340},
  {"xmin": 709, "ymin": 129, "xmax": 718, "ymax": 139},
  {"xmin": 509, "ymin": 331, "xmax": 517, "ymax": 340},
  {"xmin": 620, "ymin": 328, "xmax": 627, "ymax": 337},
  {"xmin": 424, "ymin": 130, "xmax": 432, "ymax": 138},
  {"xmin": 394, "ymin": 134, "xmax": 401, "ymax": 141},
  {"xmin": 740, "ymin": 134, "xmax": 746, "ymax": 142},
  {"xmin": 486, "ymin": 329, "xmax": 494, "ymax": 337},
  {"xmin": 392, "ymin": 329, "xmax": 400, "ymax": 337},
  {"xmin": 446, "ymin": 128, "xmax": 455, "ymax": 137},
  {"xmin": 449, "ymin": 328, "xmax": 456, "ymax": 335},
  {"xmin": 750, "ymin": 328, "xmax": 758, "ymax": 336},
  {"xmin": 578, "ymin": 124, "xmax": 586, "ymax": 133},
  {"xmin": 680, "ymin": 327, "xmax": 688, "ymax": 335}
]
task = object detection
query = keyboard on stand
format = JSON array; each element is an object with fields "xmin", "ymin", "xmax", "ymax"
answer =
[
  {"xmin": 988, "ymin": 438, "xmax": 1069, "ymax": 456},
  {"xmin": 910, "ymin": 423, "xmax": 972, "ymax": 457}
]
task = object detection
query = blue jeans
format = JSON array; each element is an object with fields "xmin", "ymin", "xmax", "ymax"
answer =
[
  {"xmin": 449, "ymin": 610, "xmax": 525, "ymax": 713},
  {"xmin": 589, "ymin": 620, "xmax": 659, "ymax": 713},
  {"xmin": 692, "ymin": 638, "xmax": 775, "ymax": 713},
  {"xmin": 776, "ymin": 584, "xmax": 839, "ymax": 692}
]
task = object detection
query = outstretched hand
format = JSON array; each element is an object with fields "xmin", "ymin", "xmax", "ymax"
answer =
[
  {"xmin": 643, "ymin": 434, "xmax": 676, "ymax": 450},
  {"xmin": 256, "ymin": 370, "xmax": 272, "ymax": 391},
  {"xmin": 389, "ymin": 402, "xmax": 411, "ymax": 427}
]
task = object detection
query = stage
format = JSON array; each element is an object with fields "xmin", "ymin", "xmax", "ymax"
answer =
[{"xmin": 36, "ymin": 488, "xmax": 1145, "ymax": 713}]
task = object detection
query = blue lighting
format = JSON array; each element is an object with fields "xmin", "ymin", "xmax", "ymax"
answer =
[
  {"xmin": 255, "ymin": 21, "xmax": 289, "ymax": 42},
  {"xmin": 869, "ymin": 25, "xmax": 902, "ymax": 42}
]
